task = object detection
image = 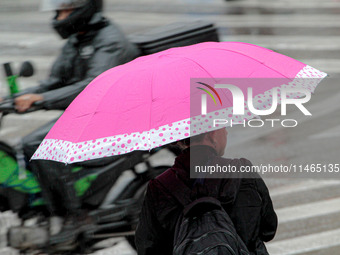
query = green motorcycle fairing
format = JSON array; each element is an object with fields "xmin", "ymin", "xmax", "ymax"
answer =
[{"xmin": 0, "ymin": 150, "xmax": 99, "ymax": 206}]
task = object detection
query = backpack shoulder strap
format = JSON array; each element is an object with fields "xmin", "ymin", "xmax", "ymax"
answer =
[{"xmin": 156, "ymin": 168, "xmax": 192, "ymax": 207}]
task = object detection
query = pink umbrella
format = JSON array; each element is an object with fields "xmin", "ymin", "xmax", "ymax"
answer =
[{"xmin": 32, "ymin": 42, "xmax": 327, "ymax": 164}]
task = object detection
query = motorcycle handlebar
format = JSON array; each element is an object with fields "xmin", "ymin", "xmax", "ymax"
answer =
[{"xmin": 0, "ymin": 99, "xmax": 44, "ymax": 114}]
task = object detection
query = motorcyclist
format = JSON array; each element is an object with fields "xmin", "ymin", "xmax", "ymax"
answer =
[
  {"xmin": 14, "ymin": 0, "xmax": 139, "ymax": 114},
  {"xmin": 6, "ymin": 0, "xmax": 140, "ymax": 247}
]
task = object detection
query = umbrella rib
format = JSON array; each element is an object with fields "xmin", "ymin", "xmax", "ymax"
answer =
[
  {"xmin": 180, "ymin": 56, "xmax": 216, "ymax": 79},
  {"xmin": 77, "ymin": 70, "xmax": 139, "ymax": 144},
  {"xmin": 148, "ymin": 63, "xmax": 156, "ymax": 150},
  {"xmin": 177, "ymin": 56, "xmax": 236, "ymax": 106},
  {"xmin": 179, "ymin": 49, "xmax": 295, "ymax": 79},
  {"xmin": 207, "ymin": 48, "xmax": 296, "ymax": 79},
  {"xmin": 69, "ymin": 73, "xmax": 115, "ymax": 145}
]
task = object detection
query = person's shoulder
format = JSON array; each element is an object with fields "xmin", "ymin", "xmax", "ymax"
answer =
[
  {"xmin": 216, "ymin": 156, "xmax": 260, "ymax": 179},
  {"xmin": 151, "ymin": 168, "xmax": 189, "ymax": 196},
  {"xmin": 146, "ymin": 168, "xmax": 171, "ymax": 192},
  {"xmin": 146, "ymin": 169, "xmax": 181, "ymax": 209},
  {"xmin": 94, "ymin": 20, "xmax": 127, "ymax": 43},
  {"xmin": 152, "ymin": 168, "xmax": 177, "ymax": 188}
]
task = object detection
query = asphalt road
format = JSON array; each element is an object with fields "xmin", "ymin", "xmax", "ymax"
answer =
[{"xmin": 1, "ymin": 0, "xmax": 340, "ymax": 254}]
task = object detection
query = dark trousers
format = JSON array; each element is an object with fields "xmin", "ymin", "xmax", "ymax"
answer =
[{"xmin": 22, "ymin": 119, "xmax": 81, "ymax": 217}]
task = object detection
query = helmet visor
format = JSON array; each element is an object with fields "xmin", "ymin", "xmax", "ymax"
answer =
[{"xmin": 41, "ymin": 0, "xmax": 88, "ymax": 11}]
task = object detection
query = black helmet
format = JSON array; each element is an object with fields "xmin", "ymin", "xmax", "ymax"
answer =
[{"xmin": 41, "ymin": 0, "xmax": 103, "ymax": 39}]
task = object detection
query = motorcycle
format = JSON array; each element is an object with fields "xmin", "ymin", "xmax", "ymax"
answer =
[
  {"xmin": 1, "ymin": 21, "xmax": 219, "ymax": 253},
  {"xmin": 0, "ymin": 62, "xmax": 177, "ymax": 253}
]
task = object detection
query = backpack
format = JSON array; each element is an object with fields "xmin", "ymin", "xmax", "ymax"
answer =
[{"xmin": 157, "ymin": 169, "xmax": 250, "ymax": 255}]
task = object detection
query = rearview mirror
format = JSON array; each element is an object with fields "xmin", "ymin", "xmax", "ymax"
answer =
[{"xmin": 19, "ymin": 61, "xmax": 34, "ymax": 77}]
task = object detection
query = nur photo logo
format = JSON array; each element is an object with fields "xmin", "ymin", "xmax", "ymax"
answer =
[{"xmin": 195, "ymin": 79, "xmax": 314, "ymax": 128}]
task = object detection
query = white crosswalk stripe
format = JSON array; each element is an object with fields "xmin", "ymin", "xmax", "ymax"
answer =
[
  {"xmin": 267, "ymin": 228, "xmax": 340, "ymax": 255},
  {"xmin": 270, "ymin": 179, "xmax": 340, "ymax": 198},
  {"xmin": 265, "ymin": 179, "xmax": 340, "ymax": 254}
]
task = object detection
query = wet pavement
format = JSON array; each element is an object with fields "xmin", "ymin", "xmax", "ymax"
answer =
[{"xmin": 1, "ymin": 0, "xmax": 340, "ymax": 254}]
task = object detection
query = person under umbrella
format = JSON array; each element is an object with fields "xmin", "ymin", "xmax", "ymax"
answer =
[{"xmin": 135, "ymin": 128, "xmax": 278, "ymax": 254}]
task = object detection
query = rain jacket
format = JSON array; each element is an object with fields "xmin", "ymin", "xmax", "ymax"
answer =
[
  {"xmin": 18, "ymin": 13, "xmax": 140, "ymax": 110},
  {"xmin": 135, "ymin": 145, "xmax": 277, "ymax": 255}
]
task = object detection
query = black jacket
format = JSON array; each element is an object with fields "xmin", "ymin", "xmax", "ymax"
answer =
[
  {"xmin": 135, "ymin": 145, "xmax": 277, "ymax": 255},
  {"xmin": 18, "ymin": 13, "xmax": 140, "ymax": 110}
]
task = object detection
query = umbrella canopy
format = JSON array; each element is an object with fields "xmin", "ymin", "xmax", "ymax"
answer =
[{"xmin": 32, "ymin": 42, "xmax": 327, "ymax": 164}]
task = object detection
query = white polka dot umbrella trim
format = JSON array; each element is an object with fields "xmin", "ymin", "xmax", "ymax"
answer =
[{"xmin": 32, "ymin": 65, "xmax": 327, "ymax": 164}]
